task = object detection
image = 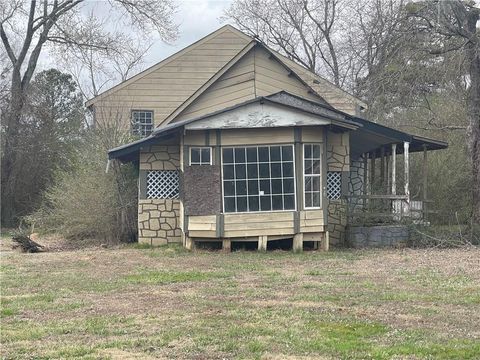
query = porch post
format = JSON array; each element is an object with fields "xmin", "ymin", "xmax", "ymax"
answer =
[
  {"xmin": 363, "ymin": 154, "xmax": 368, "ymax": 208},
  {"xmin": 370, "ymin": 151, "xmax": 375, "ymax": 194},
  {"xmin": 391, "ymin": 144, "xmax": 397, "ymax": 195},
  {"xmin": 380, "ymin": 146, "xmax": 385, "ymax": 189},
  {"xmin": 404, "ymin": 142, "xmax": 410, "ymax": 214},
  {"xmin": 423, "ymin": 144, "xmax": 428, "ymax": 221}
]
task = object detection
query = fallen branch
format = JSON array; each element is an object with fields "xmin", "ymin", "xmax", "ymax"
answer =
[{"xmin": 11, "ymin": 233, "xmax": 45, "ymax": 253}]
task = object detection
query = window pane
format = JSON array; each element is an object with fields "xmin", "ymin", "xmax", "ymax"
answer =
[
  {"xmin": 282, "ymin": 146, "xmax": 293, "ymax": 161},
  {"xmin": 304, "ymin": 144, "xmax": 312, "ymax": 159},
  {"xmin": 247, "ymin": 147, "xmax": 257, "ymax": 162},
  {"xmin": 236, "ymin": 180, "xmax": 247, "ymax": 195},
  {"xmin": 259, "ymin": 163, "xmax": 270, "ymax": 178},
  {"xmin": 260, "ymin": 196, "xmax": 271, "ymax": 211},
  {"xmin": 224, "ymin": 165, "xmax": 234, "ymax": 179},
  {"xmin": 305, "ymin": 159, "xmax": 313, "ymax": 174},
  {"xmin": 225, "ymin": 197, "xmax": 236, "ymax": 212},
  {"xmin": 313, "ymin": 145, "xmax": 320, "ymax": 158},
  {"xmin": 283, "ymin": 162, "xmax": 294, "ymax": 177},
  {"xmin": 224, "ymin": 180, "xmax": 235, "ymax": 196},
  {"xmin": 223, "ymin": 148, "xmax": 234, "ymax": 163},
  {"xmin": 260, "ymin": 180, "xmax": 270, "ymax": 194},
  {"xmin": 201, "ymin": 148, "xmax": 210, "ymax": 163},
  {"xmin": 284, "ymin": 195, "xmax": 295, "ymax": 210},
  {"xmin": 272, "ymin": 195, "xmax": 283, "ymax": 210},
  {"xmin": 305, "ymin": 192, "xmax": 312, "ymax": 208},
  {"xmin": 191, "ymin": 148, "xmax": 200, "ymax": 164},
  {"xmin": 235, "ymin": 164, "xmax": 246, "ymax": 179},
  {"xmin": 248, "ymin": 196, "xmax": 259, "ymax": 211},
  {"xmin": 258, "ymin": 147, "xmax": 269, "ymax": 162},
  {"xmin": 312, "ymin": 192, "xmax": 321, "ymax": 207},
  {"xmin": 305, "ymin": 177, "xmax": 312, "ymax": 191},
  {"xmin": 235, "ymin": 148, "xmax": 245, "ymax": 163},
  {"xmin": 270, "ymin": 146, "xmax": 281, "ymax": 161},
  {"xmin": 283, "ymin": 178, "xmax": 294, "ymax": 193},
  {"xmin": 313, "ymin": 177, "xmax": 320, "ymax": 191},
  {"xmin": 248, "ymin": 180, "xmax": 259, "ymax": 194},
  {"xmin": 237, "ymin": 196, "xmax": 247, "ymax": 212},
  {"xmin": 312, "ymin": 159, "xmax": 321, "ymax": 174},
  {"xmin": 272, "ymin": 179, "xmax": 282, "ymax": 194},
  {"xmin": 271, "ymin": 163, "xmax": 282, "ymax": 178},
  {"xmin": 247, "ymin": 164, "xmax": 258, "ymax": 179}
]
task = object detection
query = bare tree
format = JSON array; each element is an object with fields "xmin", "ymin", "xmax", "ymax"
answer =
[
  {"xmin": 0, "ymin": 0, "xmax": 178, "ymax": 225},
  {"xmin": 406, "ymin": 1, "xmax": 479, "ymax": 224}
]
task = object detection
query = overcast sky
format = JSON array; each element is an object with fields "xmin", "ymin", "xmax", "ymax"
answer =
[{"xmin": 147, "ymin": 0, "xmax": 233, "ymax": 66}]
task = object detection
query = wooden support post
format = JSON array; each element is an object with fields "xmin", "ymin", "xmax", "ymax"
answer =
[
  {"xmin": 404, "ymin": 142, "xmax": 410, "ymax": 215},
  {"xmin": 222, "ymin": 239, "xmax": 231, "ymax": 252},
  {"xmin": 185, "ymin": 236, "xmax": 194, "ymax": 251},
  {"xmin": 293, "ymin": 233, "xmax": 303, "ymax": 252},
  {"xmin": 386, "ymin": 155, "xmax": 390, "ymax": 194},
  {"xmin": 423, "ymin": 145, "xmax": 428, "ymax": 222},
  {"xmin": 370, "ymin": 152, "xmax": 376, "ymax": 193},
  {"xmin": 321, "ymin": 231, "xmax": 329, "ymax": 251},
  {"xmin": 380, "ymin": 146, "xmax": 385, "ymax": 189},
  {"xmin": 363, "ymin": 154, "xmax": 368, "ymax": 209},
  {"xmin": 258, "ymin": 235, "xmax": 267, "ymax": 251},
  {"xmin": 391, "ymin": 144, "xmax": 397, "ymax": 195}
]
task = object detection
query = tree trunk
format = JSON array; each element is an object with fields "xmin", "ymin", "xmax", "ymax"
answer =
[
  {"xmin": 465, "ymin": 11, "xmax": 480, "ymax": 225},
  {"xmin": 1, "ymin": 70, "xmax": 25, "ymax": 226}
]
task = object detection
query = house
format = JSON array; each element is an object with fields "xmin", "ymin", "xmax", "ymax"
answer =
[{"xmin": 86, "ymin": 25, "xmax": 447, "ymax": 251}]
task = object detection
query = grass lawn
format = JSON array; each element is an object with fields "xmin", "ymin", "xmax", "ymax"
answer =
[{"xmin": 1, "ymin": 241, "xmax": 479, "ymax": 359}]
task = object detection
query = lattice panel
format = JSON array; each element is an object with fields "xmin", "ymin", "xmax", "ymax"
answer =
[
  {"xmin": 327, "ymin": 171, "xmax": 342, "ymax": 200},
  {"xmin": 147, "ymin": 171, "xmax": 179, "ymax": 199}
]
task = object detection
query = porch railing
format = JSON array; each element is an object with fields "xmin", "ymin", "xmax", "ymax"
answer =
[{"xmin": 344, "ymin": 194, "xmax": 429, "ymax": 225}]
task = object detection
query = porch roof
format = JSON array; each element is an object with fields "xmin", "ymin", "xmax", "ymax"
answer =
[{"xmin": 108, "ymin": 92, "xmax": 448, "ymax": 163}]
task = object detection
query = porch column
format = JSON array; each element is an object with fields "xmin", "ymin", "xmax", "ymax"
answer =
[
  {"xmin": 404, "ymin": 142, "xmax": 410, "ymax": 213},
  {"xmin": 423, "ymin": 145, "xmax": 428, "ymax": 221},
  {"xmin": 370, "ymin": 151, "xmax": 376, "ymax": 194},
  {"xmin": 391, "ymin": 144, "xmax": 397, "ymax": 195},
  {"xmin": 363, "ymin": 154, "xmax": 368, "ymax": 208},
  {"xmin": 380, "ymin": 146, "xmax": 385, "ymax": 189}
]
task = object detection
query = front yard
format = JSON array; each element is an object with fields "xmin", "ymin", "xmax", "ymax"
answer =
[{"xmin": 1, "ymin": 242, "xmax": 479, "ymax": 359}]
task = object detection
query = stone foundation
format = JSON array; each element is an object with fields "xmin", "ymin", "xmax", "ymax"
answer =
[
  {"xmin": 347, "ymin": 225, "xmax": 409, "ymax": 248},
  {"xmin": 138, "ymin": 199, "xmax": 181, "ymax": 245}
]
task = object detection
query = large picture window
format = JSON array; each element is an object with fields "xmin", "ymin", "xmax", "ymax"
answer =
[
  {"xmin": 222, "ymin": 145, "xmax": 295, "ymax": 213},
  {"xmin": 304, "ymin": 144, "xmax": 322, "ymax": 208}
]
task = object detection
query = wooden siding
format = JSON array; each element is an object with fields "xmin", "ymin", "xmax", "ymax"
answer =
[
  {"xmin": 223, "ymin": 212, "xmax": 295, "ymax": 238},
  {"xmin": 220, "ymin": 128, "xmax": 294, "ymax": 146},
  {"xmin": 188, "ymin": 215, "xmax": 217, "ymax": 238},
  {"xmin": 299, "ymin": 210, "xmax": 325, "ymax": 233},
  {"xmin": 89, "ymin": 27, "xmax": 251, "ymax": 128},
  {"xmin": 174, "ymin": 46, "xmax": 326, "ymax": 122}
]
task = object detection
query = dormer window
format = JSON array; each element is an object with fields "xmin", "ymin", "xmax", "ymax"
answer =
[{"xmin": 131, "ymin": 110, "xmax": 153, "ymax": 137}]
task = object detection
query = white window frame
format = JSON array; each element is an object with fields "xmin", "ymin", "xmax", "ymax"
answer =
[
  {"xmin": 221, "ymin": 144, "xmax": 297, "ymax": 214},
  {"xmin": 131, "ymin": 110, "xmax": 153, "ymax": 137},
  {"xmin": 189, "ymin": 147, "xmax": 212, "ymax": 165},
  {"xmin": 303, "ymin": 143, "xmax": 322, "ymax": 210}
]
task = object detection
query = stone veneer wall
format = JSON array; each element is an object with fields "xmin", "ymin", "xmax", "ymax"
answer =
[
  {"xmin": 348, "ymin": 155, "xmax": 365, "ymax": 214},
  {"xmin": 326, "ymin": 131, "xmax": 349, "ymax": 245},
  {"xmin": 138, "ymin": 199, "xmax": 181, "ymax": 245},
  {"xmin": 138, "ymin": 145, "xmax": 182, "ymax": 245}
]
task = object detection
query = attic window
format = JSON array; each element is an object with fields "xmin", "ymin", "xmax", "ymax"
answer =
[{"xmin": 131, "ymin": 110, "xmax": 153, "ymax": 137}]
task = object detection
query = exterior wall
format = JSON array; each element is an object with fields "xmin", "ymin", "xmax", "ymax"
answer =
[
  {"xmin": 347, "ymin": 225, "xmax": 409, "ymax": 248},
  {"xmin": 89, "ymin": 27, "xmax": 250, "ymax": 129},
  {"xmin": 138, "ymin": 144, "xmax": 182, "ymax": 245},
  {"xmin": 172, "ymin": 46, "xmax": 327, "ymax": 122},
  {"xmin": 138, "ymin": 199, "xmax": 181, "ymax": 245},
  {"xmin": 326, "ymin": 131, "xmax": 350, "ymax": 245},
  {"xmin": 348, "ymin": 155, "xmax": 366, "ymax": 213}
]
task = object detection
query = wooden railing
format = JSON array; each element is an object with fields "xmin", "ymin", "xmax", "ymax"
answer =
[{"xmin": 344, "ymin": 194, "xmax": 428, "ymax": 225}]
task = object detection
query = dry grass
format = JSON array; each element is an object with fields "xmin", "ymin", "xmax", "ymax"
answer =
[{"xmin": 1, "ymin": 237, "xmax": 479, "ymax": 359}]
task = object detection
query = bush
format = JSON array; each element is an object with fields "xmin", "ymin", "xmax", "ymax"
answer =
[{"xmin": 28, "ymin": 130, "xmax": 137, "ymax": 243}]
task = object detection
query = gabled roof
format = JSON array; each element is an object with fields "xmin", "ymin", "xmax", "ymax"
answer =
[
  {"xmin": 86, "ymin": 24, "xmax": 367, "ymax": 121},
  {"xmin": 85, "ymin": 25, "xmax": 252, "ymax": 107}
]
